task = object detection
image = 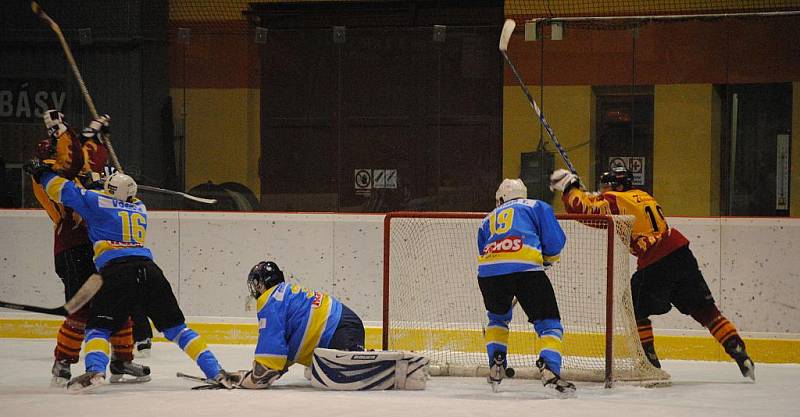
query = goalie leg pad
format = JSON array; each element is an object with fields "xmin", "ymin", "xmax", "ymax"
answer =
[{"xmin": 310, "ymin": 348, "xmax": 429, "ymax": 391}]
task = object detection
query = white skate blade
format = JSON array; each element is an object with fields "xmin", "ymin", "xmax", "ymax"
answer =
[
  {"xmin": 109, "ymin": 374, "xmax": 152, "ymax": 384},
  {"xmin": 541, "ymin": 384, "xmax": 577, "ymax": 399},
  {"xmin": 50, "ymin": 376, "xmax": 68, "ymax": 388},
  {"xmin": 67, "ymin": 374, "xmax": 107, "ymax": 394}
]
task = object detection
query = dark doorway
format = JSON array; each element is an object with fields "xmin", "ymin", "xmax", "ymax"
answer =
[
  {"xmin": 593, "ymin": 86, "xmax": 654, "ymax": 193},
  {"xmin": 253, "ymin": 1, "xmax": 503, "ymax": 212},
  {"xmin": 720, "ymin": 83, "xmax": 792, "ymax": 216}
]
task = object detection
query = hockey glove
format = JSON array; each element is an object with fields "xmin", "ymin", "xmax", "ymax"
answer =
[
  {"xmin": 43, "ymin": 110, "xmax": 68, "ymax": 139},
  {"xmin": 211, "ymin": 369, "xmax": 242, "ymax": 389},
  {"xmin": 237, "ymin": 361, "xmax": 283, "ymax": 389},
  {"xmin": 23, "ymin": 159, "xmax": 53, "ymax": 183},
  {"xmin": 549, "ymin": 169, "xmax": 581, "ymax": 192},
  {"xmin": 81, "ymin": 114, "xmax": 110, "ymax": 143}
]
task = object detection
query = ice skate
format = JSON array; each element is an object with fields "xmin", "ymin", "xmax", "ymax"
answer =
[
  {"xmin": 50, "ymin": 359, "xmax": 71, "ymax": 387},
  {"xmin": 487, "ymin": 351, "xmax": 506, "ymax": 393},
  {"xmin": 66, "ymin": 371, "xmax": 106, "ymax": 394},
  {"xmin": 109, "ymin": 360, "xmax": 151, "ymax": 383},
  {"xmin": 725, "ymin": 339, "xmax": 755, "ymax": 381},
  {"xmin": 135, "ymin": 338, "xmax": 152, "ymax": 358},
  {"xmin": 536, "ymin": 358, "xmax": 576, "ymax": 399}
]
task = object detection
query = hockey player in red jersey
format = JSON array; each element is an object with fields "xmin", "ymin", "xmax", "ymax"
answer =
[
  {"xmin": 550, "ymin": 166, "xmax": 754, "ymax": 380},
  {"xmin": 30, "ymin": 111, "xmax": 149, "ymax": 386}
]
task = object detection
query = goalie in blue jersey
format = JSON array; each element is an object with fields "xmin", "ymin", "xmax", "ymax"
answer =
[
  {"xmin": 236, "ymin": 261, "xmax": 428, "ymax": 390},
  {"xmin": 236, "ymin": 260, "xmax": 365, "ymax": 389},
  {"xmin": 477, "ymin": 179, "xmax": 576, "ymax": 397}
]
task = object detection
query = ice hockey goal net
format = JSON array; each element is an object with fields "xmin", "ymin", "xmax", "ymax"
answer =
[{"xmin": 382, "ymin": 211, "xmax": 670, "ymax": 387}]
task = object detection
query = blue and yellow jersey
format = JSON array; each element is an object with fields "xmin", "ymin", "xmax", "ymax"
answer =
[
  {"xmin": 39, "ymin": 171, "xmax": 153, "ymax": 269},
  {"xmin": 254, "ymin": 282, "xmax": 343, "ymax": 370},
  {"xmin": 477, "ymin": 199, "xmax": 566, "ymax": 278}
]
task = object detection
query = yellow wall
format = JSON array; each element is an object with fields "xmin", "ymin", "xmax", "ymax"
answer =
[
  {"xmin": 654, "ymin": 85, "xmax": 716, "ymax": 216},
  {"xmin": 793, "ymin": 82, "xmax": 800, "ymax": 217},
  {"xmin": 171, "ymin": 88, "xmax": 261, "ymax": 195},
  {"xmin": 503, "ymin": 85, "xmax": 592, "ymax": 207}
]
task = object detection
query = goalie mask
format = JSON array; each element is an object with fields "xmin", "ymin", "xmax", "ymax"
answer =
[
  {"xmin": 247, "ymin": 261, "xmax": 285, "ymax": 299},
  {"xmin": 104, "ymin": 172, "xmax": 137, "ymax": 202},
  {"xmin": 495, "ymin": 178, "xmax": 527, "ymax": 206}
]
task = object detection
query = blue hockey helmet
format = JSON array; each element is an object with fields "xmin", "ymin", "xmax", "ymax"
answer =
[{"xmin": 247, "ymin": 261, "xmax": 285, "ymax": 298}]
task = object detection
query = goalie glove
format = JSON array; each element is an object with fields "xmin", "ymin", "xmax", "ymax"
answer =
[
  {"xmin": 549, "ymin": 169, "xmax": 581, "ymax": 192},
  {"xmin": 236, "ymin": 361, "xmax": 283, "ymax": 389}
]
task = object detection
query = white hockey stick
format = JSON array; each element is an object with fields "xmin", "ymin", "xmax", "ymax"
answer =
[
  {"xmin": 31, "ymin": 2, "xmax": 124, "ymax": 174},
  {"xmin": 499, "ymin": 19, "xmax": 579, "ymax": 175},
  {"xmin": 0, "ymin": 273, "xmax": 102, "ymax": 316},
  {"xmin": 138, "ymin": 185, "xmax": 217, "ymax": 205}
]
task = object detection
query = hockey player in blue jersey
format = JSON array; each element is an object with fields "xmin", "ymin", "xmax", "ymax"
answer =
[
  {"xmin": 25, "ymin": 159, "xmax": 239, "ymax": 393},
  {"xmin": 235, "ymin": 261, "xmax": 366, "ymax": 389},
  {"xmin": 477, "ymin": 178, "xmax": 576, "ymax": 397}
]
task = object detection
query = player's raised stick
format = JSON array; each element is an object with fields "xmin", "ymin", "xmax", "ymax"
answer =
[
  {"xmin": 0, "ymin": 274, "xmax": 102, "ymax": 316},
  {"xmin": 31, "ymin": 2, "xmax": 216, "ymax": 205},
  {"xmin": 499, "ymin": 19, "xmax": 578, "ymax": 175},
  {"xmin": 31, "ymin": 1, "xmax": 124, "ymax": 174}
]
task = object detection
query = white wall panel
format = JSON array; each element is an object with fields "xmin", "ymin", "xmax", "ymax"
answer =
[{"xmin": 1, "ymin": 210, "xmax": 798, "ymax": 336}]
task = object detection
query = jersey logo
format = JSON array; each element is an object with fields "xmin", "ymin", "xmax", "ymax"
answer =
[
  {"xmin": 482, "ymin": 236, "xmax": 523, "ymax": 255},
  {"xmin": 259, "ymin": 318, "xmax": 267, "ymax": 329},
  {"xmin": 311, "ymin": 291, "xmax": 323, "ymax": 308}
]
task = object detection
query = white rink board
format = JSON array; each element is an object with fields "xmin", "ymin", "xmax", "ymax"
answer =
[{"xmin": 1, "ymin": 210, "xmax": 799, "ymax": 335}]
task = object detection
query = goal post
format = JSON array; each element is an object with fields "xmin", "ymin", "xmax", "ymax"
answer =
[{"xmin": 382, "ymin": 211, "xmax": 670, "ymax": 387}]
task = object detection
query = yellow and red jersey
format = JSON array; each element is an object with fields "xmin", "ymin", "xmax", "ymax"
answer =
[
  {"xmin": 562, "ymin": 187, "xmax": 689, "ymax": 269},
  {"xmin": 30, "ymin": 129, "xmax": 109, "ymax": 256}
]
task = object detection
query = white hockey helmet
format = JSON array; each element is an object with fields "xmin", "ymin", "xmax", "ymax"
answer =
[
  {"xmin": 495, "ymin": 178, "xmax": 527, "ymax": 206},
  {"xmin": 104, "ymin": 172, "xmax": 137, "ymax": 202}
]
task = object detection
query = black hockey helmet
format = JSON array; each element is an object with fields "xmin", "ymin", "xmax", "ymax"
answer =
[
  {"xmin": 600, "ymin": 165, "xmax": 633, "ymax": 191},
  {"xmin": 247, "ymin": 261, "xmax": 285, "ymax": 298}
]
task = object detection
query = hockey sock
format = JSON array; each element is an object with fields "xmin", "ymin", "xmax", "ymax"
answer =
[
  {"xmin": 163, "ymin": 323, "xmax": 222, "ymax": 379},
  {"xmin": 110, "ymin": 319, "xmax": 134, "ymax": 362},
  {"xmin": 691, "ymin": 305, "xmax": 741, "ymax": 348},
  {"xmin": 636, "ymin": 318, "xmax": 660, "ymax": 367},
  {"xmin": 55, "ymin": 311, "xmax": 87, "ymax": 363},
  {"xmin": 708, "ymin": 315, "xmax": 740, "ymax": 347},
  {"xmin": 637, "ymin": 319, "xmax": 655, "ymax": 347},
  {"xmin": 84, "ymin": 328, "xmax": 113, "ymax": 373},
  {"xmin": 533, "ymin": 319, "xmax": 564, "ymax": 376},
  {"xmin": 485, "ymin": 309, "xmax": 512, "ymax": 367}
]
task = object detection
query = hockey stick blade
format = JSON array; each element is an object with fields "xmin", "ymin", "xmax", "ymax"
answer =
[
  {"xmin": 177, "ymin": 372, "xmax": 206, "ymax": 382},
  {"xmin": 499, "ymin": 20, "xmax": 579, "ymax": 175},
  {"xmin": 63, "ymin": 274, "xmax": 103, "ymax": 314},
  {"xmin": 177, "ymin": 372, "xmax": 227, "ymax": 390},
  {"xmin": 499, "ymin": 19, "xmax": 516, "ymax": 51},
  {"xmin": 138, "ymin": 185, "xmax": 217, "ymax": 205},
  {"xmin": 0, "ymin": 274, "xmax": 102, "ymax": 316}
]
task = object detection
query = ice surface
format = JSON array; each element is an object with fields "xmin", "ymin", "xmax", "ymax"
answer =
[{"xmin": 0, "ymin": 339, "xmax": 797, "ymax": 417}]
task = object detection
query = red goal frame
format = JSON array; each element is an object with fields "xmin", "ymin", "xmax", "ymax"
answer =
[{"xmin": 382, "ymin": 211, "xmax": 618, "ymax": 387}]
